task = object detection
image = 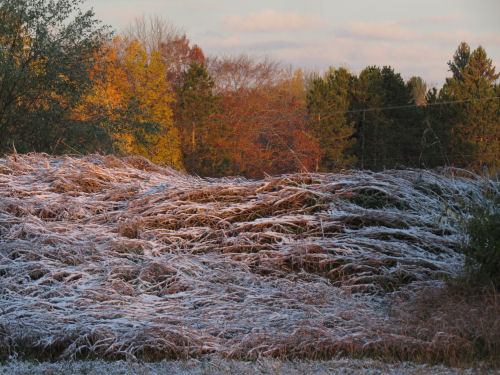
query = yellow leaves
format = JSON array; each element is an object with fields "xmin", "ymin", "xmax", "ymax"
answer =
[
  {"xmin": 134, "ymin": 127, "xmax": 183, "ymax": 167},
  {"xmin": 272, "ymin": 69, "xmax": 306, "ymax": 108},
  {"xmin": 57, "ymin": 73, "xmax": 69, "ymax": 82},
  {"xmin": 76, "ymin": 37, "xmax": 183, "ymax": 169}
]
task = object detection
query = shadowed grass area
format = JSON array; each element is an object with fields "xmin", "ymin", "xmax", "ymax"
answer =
[{"xmin": 387, "ymin": 280, "xmax": 499, "ymax": 367}]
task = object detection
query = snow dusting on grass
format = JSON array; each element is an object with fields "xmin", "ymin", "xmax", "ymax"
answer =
[
  {"xmin": 0, "ymin": 357, "xmax": 492, "ymax": 375},
  {"xmin": 0, "ymin": 154, "xmax": 498, "ymax": 367}
]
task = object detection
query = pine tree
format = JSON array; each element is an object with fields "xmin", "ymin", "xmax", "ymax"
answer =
[
  {"xmin": 351, "ymin": 66, "xmax": 384, "ymax": 170},
  {"xmin": 448, "ymin": 42, "xmax": 471, "ymax": 82},
  {"xmin": 306, "ymin": 67, "xmax": 356, "ymax": 171},
  {"xmin": 439, "ymin": 43, "xmax": 499, "ymax": 173},
  {"xmin": 381, "ymin": 66, "xmax": 423, "ymax": 168},
  {"xmin": 351, "ymin": 66, "xmax": 425, "ymax": 170},
  {"xmin": 177, "ymin": 61, "xmax": 222, "ymax": 174},
  {"xmin": 418, "ymin": 87, "xmax": 449, "ymax": 168}
]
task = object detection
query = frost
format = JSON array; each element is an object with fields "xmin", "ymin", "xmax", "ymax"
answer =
[
  {"xmin": 0, "ymin": 357, "xmax": 493, "ymax": 375},
  {"xmin": 0, "ymin": 357, "xmax": 489, "ymax": 375},
  {"xmin": 0, "ymin": 153, "xmax": 497, "ymax": 361}
]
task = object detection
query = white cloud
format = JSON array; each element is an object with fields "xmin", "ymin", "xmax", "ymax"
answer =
[
  {"xmin": 429, "ymin": 30, "xmax": 500, "ymax": 46},
  {"xmin": 204, "ymin": 35, "xmax": 242, "ymax": 48},
  {"xmin": 340, "ymin": 21, "xmax": 419, "ymax": 42},
  {"xmin": 251, "ymin": 36, "xmax": 451, "ymax": 85},
  {"xmin": 404, "ymin": 13, "xmax": 464, "ymax": 25},
  {"xmin": 86, "ymin": 0, "xmax": 167, "ymax": 29},
  {"xmin": 169, "ymin": 0, "xmax": 223, "ymax": 10},
  {"xmin": 221, "ymin": 9, "xmax": 321, "ymax": 32}
]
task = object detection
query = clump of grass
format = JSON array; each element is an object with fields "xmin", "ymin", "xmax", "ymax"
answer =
[
  {"xmin": 347, "ymin": 188, "xmax": 409, "ymax": 210},
  {"xmin": 118, "ymin": 216, "xmax": 143, "ymax": 239},
  {"xmin": 414, "ymin": 179, "xmax": 444, "ymax": 197}
]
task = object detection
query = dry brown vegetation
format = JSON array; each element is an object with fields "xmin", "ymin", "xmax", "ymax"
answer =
[{"xmin": 0, "ymin": 153, "xmax": 498, "ymax": 368}]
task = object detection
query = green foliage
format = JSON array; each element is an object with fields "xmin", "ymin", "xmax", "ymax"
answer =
[
  {"xmin": 176, "ymin": 61, "xmax": 224, "ymax": 175},
  {"xmin": 418, "ymin": 88, "xmax": 449, "ymax": 168},
  {"xmin": 0, "ymin": 0, "xmax": 110, "ymax": 154},
  {"xmin": 306, "ymin": 67, "xmax": 356, "ymax": 171},
  {"xmin": 447, "ymin": 42, "xmax": 471, "ymax": 81},
  {"xmin": 437, "ymin": 42, "xmax": 500, "ymax": 173},
  {"xmin": 461, "ymin": 191, "xmax": 500, "ymax": 285},
  {"xmin": 350, "ymin": 66, "xmax": 425, "ymax": 170}
]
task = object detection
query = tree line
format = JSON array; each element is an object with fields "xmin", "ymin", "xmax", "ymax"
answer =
[{"xmin": 1, "ymin": 0, "xmax": 499, "ymax": 177}]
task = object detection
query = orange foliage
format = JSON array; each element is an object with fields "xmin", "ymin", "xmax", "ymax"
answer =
[
  {"xmin": 75, "ymin": 39, "xmax": 318, "ymax": 177},
  {"xmin": 76, "ymin": 37, "xmax": 183, "ymax": 168},
  {"xmin": 210, "ymin": 59, "xmax": 318, "ymax": 178}
]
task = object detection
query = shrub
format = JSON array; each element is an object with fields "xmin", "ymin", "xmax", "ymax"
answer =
[{"xmin": 461, "ymin": 191, "xmax": 500, "ymax": 285}]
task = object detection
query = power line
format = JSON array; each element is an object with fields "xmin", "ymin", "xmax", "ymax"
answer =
[
  {"xmin": 341, "ymin": 96, "xmax": 500, "ymax": 115},
  {"xmin": 83, "ymin": 94, "xmax": 499, "ymax": 173},
  {"xmin": 168, "ymin": 95, "xmax": 500, "ymax": 129}
]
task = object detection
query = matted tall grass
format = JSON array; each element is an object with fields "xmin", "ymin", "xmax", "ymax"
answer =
[{"xmin": 0, "ymin": 153, "xmax": 498, "ymax": 366}]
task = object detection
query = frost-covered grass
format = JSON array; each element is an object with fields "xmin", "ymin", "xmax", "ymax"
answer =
[
  {"xmin": 0, "ymin": 153, "xmax": 498, "ymax": 367},
  {"xmin": 0, "ymin": 357, "xmax": 493, "ymax": 375}
]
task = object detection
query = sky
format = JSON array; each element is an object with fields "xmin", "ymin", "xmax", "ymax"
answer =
[{"xmin": 84, "ymin": 0, "xmax": 500, "ymax": 87}]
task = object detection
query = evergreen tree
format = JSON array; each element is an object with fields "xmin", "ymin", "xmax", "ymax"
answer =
[
  {"xmin": 448, "ymin": 42, "xmax": 471, "ymax": 82},
  {"xmin": 381, "ymin": 66, "xmax": 424, "ymax": 168},
  {"xmin": 419, "ymin": 87, "xmax": 449, "ymax": 167},
  {"xmin": 439, "ymin": 43, "xmax": 499, "ymax": 173},
  {"xmin": 177, "ymin": 62, "xmax": 223, "ymax": 174},
  {"xmin": 351, "ymin": 66, "xmax": 384, "ymax": 170},
  {"xmin": 306, "ymin": 67, "xmax": 356, "ymax": 171},
  {"xmin": 351, "ymin": 66, "xmax": 422, "ymax": 170}
]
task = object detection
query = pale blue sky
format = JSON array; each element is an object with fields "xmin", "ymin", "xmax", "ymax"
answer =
[{"xmin": 85, "ymin": 0, "xmax": 500, "ymax": 87}]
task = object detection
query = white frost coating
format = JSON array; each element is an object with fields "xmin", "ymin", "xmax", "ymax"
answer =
[
  {"xmin": 0, "ymin": 153, "xmax": 497, "ymax": 360},
  {"xmin": 0, "ymin": 357, "xmax": 487, "ymax": 375}
]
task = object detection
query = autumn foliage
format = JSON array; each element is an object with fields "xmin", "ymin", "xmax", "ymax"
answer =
[
  {"xmin": 207, "ymin": 57, "xmax": 318, "ymax": 177},
  {"xmin": 77, "ymin": 37, "xmax": 183, "ymax": 168},
  {"xmin": 0, "ymin": 2, "xmax": 498, "ymax": 177}
]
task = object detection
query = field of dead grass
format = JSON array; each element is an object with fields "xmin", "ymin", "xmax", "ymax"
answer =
[{"xmin": 0, "ymin": 153, "xmax": 498, "ymax": 368}]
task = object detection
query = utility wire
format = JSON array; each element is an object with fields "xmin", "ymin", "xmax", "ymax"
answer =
[
  {"xmin": 340, "ymin": 96, "xmax": 500, "ymax": 115},
  {"xmin": 168, "ymin": 95, "xmax": 500, "ymax": 129}
]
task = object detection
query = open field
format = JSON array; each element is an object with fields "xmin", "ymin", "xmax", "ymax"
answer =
[{"xmin": 0, "ymin": 154, "xmax": 498, "ymax": 369}]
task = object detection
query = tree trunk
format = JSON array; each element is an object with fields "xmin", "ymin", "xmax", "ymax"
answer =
[{"xmin": 191, "ymin": 123, "xmax": 196, "ymax": 152}]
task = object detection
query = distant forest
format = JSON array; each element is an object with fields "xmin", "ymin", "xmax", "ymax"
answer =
[{"xmin": 1, "ymin": 0, "xmax": 499, "ymax": 178}]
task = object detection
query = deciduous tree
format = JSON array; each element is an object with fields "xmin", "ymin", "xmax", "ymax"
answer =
[
  {"xmin": 406, "ymin": 76, "xmax": 427, "ymax": 106},
  {"xmin": 77, "ymin": 37, "xmax": 182, "ymax": 168},
  {"xmin": 0, "ymin": 0, "xmax": 109, "ymax": 154},
  {"xmin": 209, "ymin": 56, "xmax": 317, "ymax": 177}
]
